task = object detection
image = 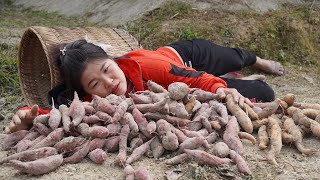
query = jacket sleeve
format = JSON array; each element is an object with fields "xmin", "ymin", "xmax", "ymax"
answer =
[{"xmin": 19, "ymin": 106, "xmax": 50, "ymax": 115}]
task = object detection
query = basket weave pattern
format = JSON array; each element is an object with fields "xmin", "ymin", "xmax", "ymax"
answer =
[{"xmin": 18, "ymin": 26, "xmax": 141, "ymax": 108}]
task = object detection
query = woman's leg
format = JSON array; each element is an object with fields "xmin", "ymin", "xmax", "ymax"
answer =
[
  {"xmin": 221, "ymin": 78, "xmax": 275, "ymax": 102},
  {"xmin": 168, "ymin": 39, "xmax": 284, "ymax": 76},
  {"xmin": 168, "ymin": 39, "xmax": 257, "ymax": 76}
]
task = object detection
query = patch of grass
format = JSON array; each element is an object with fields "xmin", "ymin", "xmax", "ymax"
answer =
[{"xmin": 127, "ymin": 1, "xmax": 320, "ymax": 71}]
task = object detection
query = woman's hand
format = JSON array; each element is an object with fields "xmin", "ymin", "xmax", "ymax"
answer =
[
  {"xmin": 4, "ymin": 105, "xmax": 39, "ymax": 133},
  {"xmin": 216, "ymin": 87, "xmax": 253, "ymax": 107}
]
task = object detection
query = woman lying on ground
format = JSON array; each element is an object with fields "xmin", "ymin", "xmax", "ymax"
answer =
[{"xmin": 4, "ymin": 38, "xmax": 284, "ymax": 133}]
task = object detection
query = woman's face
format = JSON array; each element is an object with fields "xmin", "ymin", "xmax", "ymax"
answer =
[{"xmin": 80, "ymin": 59, "xmax": 127, "ymax": 97}]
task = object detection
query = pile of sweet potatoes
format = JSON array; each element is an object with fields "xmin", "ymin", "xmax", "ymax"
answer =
[{"xmin": 1, "ymin": 81, "xmax": 320, "ymax": 178}]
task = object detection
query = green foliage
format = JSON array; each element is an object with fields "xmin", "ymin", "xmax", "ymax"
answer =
[{"xmin": 0, "ymin": 5, "xmax": 92, "ymax": 103}]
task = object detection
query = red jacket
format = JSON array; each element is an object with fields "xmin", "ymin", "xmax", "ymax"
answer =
[{"xmin": 118, "ymin": 47, "xmax": 227, "ymax": 92}]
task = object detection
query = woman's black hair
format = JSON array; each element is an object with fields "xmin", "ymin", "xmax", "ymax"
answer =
[{"xmin": 49, "ymin": 39, "xmax": 112, "ymax": 107}]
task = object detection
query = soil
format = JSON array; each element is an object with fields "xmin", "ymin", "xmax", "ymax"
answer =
[{"xmin": 1, "ymin": 1, "xmax": 320, "ymax": 180}]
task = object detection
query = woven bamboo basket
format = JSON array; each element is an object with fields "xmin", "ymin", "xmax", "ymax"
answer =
[{"xmin": 18, "ymin": 26, "xmax": 142, "ymax": 108}]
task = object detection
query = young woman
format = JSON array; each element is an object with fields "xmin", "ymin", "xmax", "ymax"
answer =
[{"xmin": 4, "ymin": 38, "xmax": 284, "ymax": 133}]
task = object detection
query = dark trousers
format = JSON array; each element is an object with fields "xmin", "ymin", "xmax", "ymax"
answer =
[{"xmin": 168, "ymin": 39, "xmax": 275, "ymax": 102}]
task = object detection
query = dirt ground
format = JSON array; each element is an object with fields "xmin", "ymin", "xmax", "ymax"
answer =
[{"xmin": 1, "ymin": 2, "xmax": 320, "ymax": 180}]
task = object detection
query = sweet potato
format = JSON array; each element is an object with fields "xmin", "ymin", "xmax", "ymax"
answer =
[
  {"xmin": 106, "ymin": 123, "xmax": 122, "ymax": 136},
  {"xmin": 150, "ymin": 136, "xmax": 164, "ymax": 159},
  {"xmin": 89, "ymin": 148, "xmax": 107, "ymax": 164},
  {"xmin": 29, "ymin": 135, "xmax": 46, "ymax": 149},
  {"xmin": 192, "ymin": 100, "xmax": 202, "ymax": 113},
  {"xmin": 258, "ymin": 98, "xmax": 281, "ymax": 119},
  {"xmin": 201, "ymin": 116, "xmax": 213, "ymax": 133},
  {"xmin": 206, "ymin": 132, "xmax": 218, "ymax": 144},
  {"xmin": 15, "ymin": 140, "xmax": 32, "ymax": 153},
  {"xmin": 168, "ymin": 82, "xmax": 190, "ymax": 100},
  {"xmin": 192, "ymin": 89, "xmax": 219, "ymax": 102},
  {"xmin": 301, "ymin": 109, "xmax": 320, "ymax": 119},
  {"xmin": 126, "ymin": 137, "xmax": 155, "ymax": 164},
  {"xmin": 210, "ymin": 120, "xmax": 222, "ymax": 131},
  {"xmin": 18, "ymin": 131, "xmax": 40, "ymax": 142},
  {"xmin": 88, "ymin": 126, "xmax": 109, "ymax": 138},
  {"xmin": 122, "ymin": 112, "xmax": 139, "ymax": 133},
  {"xmin": 210, "ymin": 100, "xmax": 229, "ymax": 125},
  {"xmin": 172, "ymin": 128, "xmax": 189, "ymax": 143},
  {"xmin": 92, "ymin": 95, "xmax": 116, "ymax": 115},
  {"xmin": 134, "ymin": 97, "xmax": 169, "ymax": 114},
  {"xmin": 95, "ymin": 111, "xmax": 112, "ymax": 123},
  {"xmin": 310, "ymin": 120, "xmax": 320, "ymax": 138},
  {"xmin": 146, "ymin": 112, "xmax": 191, "ymax": 127},
  {"xmin": 177, "ymin": 136, "xmax": 206, "ymax": 154},
  {"xmin": 242, "ymin": 103, "xmax": 259, "ymax": 121},
  {"xmin": 82, "ymin": 115, "xmax": 102, "ymax": 124},
  {"xmin": 111, "ymin": 101, "xmax": 129, "ymax": 123},
  {"xmin": 185, "ymin": 95, "xmax": 196, "ymax": 114},
  {"xmin": 48, "ymin": 99, "xmax": 62, "ymax": 130},
  {"xmin": 238, "ymin": 132, "xmax": 256, "ymax": 145},
  {"xmin": 115, "ymin": 125, "xmax": 130, "ymax": 166},
  {"xmin": 188, "ymin": 103, "xmax": 210, "ymax": 131},
  {"xmin": 293, "ymin": 102, "xmax": 320, "ymax": 110},
  {"xmin": 1, "ymin": 130, "xmax": 29, "ymax": 150},
  {"xmin": 147, "ymin": 80, "xmax": 168, "ymax": 93},
  {"xmin": 132, "ymin": 108, "xmax": 154, "ymax": 139},
  {"xmin": 129, "ymin": 92, "xmax": 153, "ymax": 104},
  {"xmin": 226, "ymin": 94, "xmax": 253, "ymax": 133},
  {"xmin": 287, "ymin": 106, "xmax": 312, "ymax": 128},
  {"xmin": 281, "ymin": 131, "xmax": 293, "ymax": 144},
  {"xmin": 83, "ymin": 102, "xmax": 95, "ymax": 115},
  {"xmin": 180, "ymin": 129, "xmax": 203, "ymax": 138},
  {"xmin": 134, "ymin": 167, "xmax": 151, "ymax": 180},
  {"xmin": 54, "ymin": 136, "xmax": 86, "ymax": 153},
  {"xmin": 59, "ymin": 105, "xmax": 72, "ymax": 132},
  {"xmin": 129, "ymin": 137, "xmax": 144, "ymax": 152},
  {"xmin": 316, "ymin": 114, "xmax": 320, "ymax": 123},
  {"xmin": 30, "ymin": 128, "xmax": 64, "ymax": 150},
  {"xmin": 13, "ymin": 131, "xmax": 40, "ymax": 152},
  {"xmin": 229, "ymin": 150, "xmax": 251, "ymax": 175},
  {"xmin": 105, "ymin": 94, "xmax": 126, "ymax": 105},
  {"xmin": 124, "ymin": 165, "xmax": 135, "ymax": 180},
  {"xmin": 252, "ymin": 118, "xmax": 269, "ymax": 130},
  {"xmin": 0, "ymin": 147, "xmax": 58, "ymax": 164},
  {"xmin": 266, "ymin": 117, "xmax": 282, "ymax": 165},
  {"xmin": 258, "ymin": 125, "xmax": 269, "ymax": 150},
  {"xmin": 34, "ymin": 122, "xmax": 52, "ymax": 136},
  {"xmin": 184, "ymin": 149, "xmax": 231, "ymax": 166},
  {"xmin": 168, "ymin": 99, "xmax": 189, "ymax": 118},
  {"xmin": 68, "ymin": 92, "xmax": 86, "ymax": 126},
  {"xmin": 213, "ymin": 142, "xmax": 230, "ymax": 158},
  {"xmin": 282, "ymin": 93, "xmax": 295, "ymax": 106},
  {"xmin": 33, "ymin": 114, "xmax": 49, "ymax": 125},
  {"xmin": 89, "ymin": 138, "xmax": 106, "ymax": 152},
  {"xmin": 156, "ymin": 119, "xmax": 171, "ymax": 137},
  {"xmin": 147, "ymin": 121, "xmax": 157, "ymax": 134},
  {"xmin": 104, "ymin": 136, "xmax": 120, "ymax": 153},
  {"xmin": 77, "ymin": 123, "xmax": 90, "ymax": 137},
  {"xmin": 283, "ymin": 117, "xmax": 316, "ymax": 155},
  {"xmin": 9, "ymin": 154, "xmax": 63, "ymax": 175},
  {"xmin": 162, "ymin": 131, "xmax": 179, "ymax": 151},
  {"xmin": 223, "ymin": 116, "xmax": 244, "ymax": 155},
  {"xmin": 165, "ymin": 153, "xmax": 189, "ymax": 165},
  {"xmin": 63, "ymin": 140, "xmax": 90, "ymax": 164}
]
